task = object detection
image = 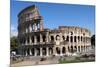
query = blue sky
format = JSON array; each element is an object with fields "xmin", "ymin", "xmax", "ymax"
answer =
[{"xmin": 11, "ymin": 0, "xmax": 95, "ymax": 36}]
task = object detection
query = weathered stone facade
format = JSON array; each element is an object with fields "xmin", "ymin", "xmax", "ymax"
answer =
[{"xmin": 18, "ymin": 5, "xmax": 91, "ymax": 57}]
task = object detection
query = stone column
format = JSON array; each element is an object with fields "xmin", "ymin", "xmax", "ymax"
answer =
[
  {"xmin": 60, "ymin": 47, "xmax": 62, "ymax": 56},
  {"xmin": 40, "ymin": 48, "xmax": 43, "ymax": 56},
  {"xmin": 29, "ymin": 24, "xmax": 32, "ymax": 32},
  {"xmin": 46, "ymin": 47, "xmax": 49, "ymax": 56},
  {"xmin": 77, "ymin": 46, "xmax": 79, "ymax": 53},
  {"xmin": 40, "ymin": 34, "xmax": 43, "ymax": 43},
  {"xmin": 30, "ymin": 49, "xmax": 32, "ymax": 56},
  {"xmin": 34, "ymin": 35, "xmax": 37, "ymax": 44},
  {"xmin": 66, "ymin": 46, "xmax": 68, "ymax": 54},
  {"xmin": 25, "ymin": 50, "xmax": 27, "ymax": 56},
  {"xmin": 34, "ymin": 23, "xmax": 37, "ymax": 32},
  {"xmin": 80, "ymin": 46, "xmax": 81, "ymax": 52},
  {"xmin": 53, "ymin": 47, "xmax": 56, "ymax": 56},
  {"xmin": 46, "ymin": 33, "xmax": 49, "ymax": 43},
  {"xmin": 29, "ymin": 36, "xmax": 32, "ymax": 45},
  {"xmin": 40, "ymin": 19, "xmax": 43, "ymax": 31},
  {"xmin": 34, "ymin": 48, "xmax": 37, "ymax": 56}
]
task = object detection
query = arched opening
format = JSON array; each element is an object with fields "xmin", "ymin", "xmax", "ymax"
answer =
[
  {"xmin": 81, "ymin": 46, "xmax": 83, "ymax": 52},
  {"xmin": 51, "ymin": 36, "xmax": 54, "ymax": 41},
  {"xmin": 78, "ymin": 46, "xmax": 80, "ymax": 52},
  {"xmin": 70, "ymin": 36, "xmax": 73, "ymax": 42},
  {"xmin": 62, "ymin": 36, "xmax": 65, "ymax": 41},
  {"xmin": 27, "ymin": 48, "xmax": 30, "ymax": 56},
  {"xmin": 37, "ymin": 48, "xmax": 40, "ymax": 56},
  {"xmin": 56, "ymin": 35, "xmax": 60, "ymax": 40},
  {"xmin": 49, "ymin": 48, "xmax": 53, "ymax": 55},
  {"xmin": 78, "ymin": 36, "xmax": 80, "ymax": 42},
  {"xmin": 74, "ymin": 36, "xmax": 76, "ymax": 42},
  {"xmin": 32, "ymin": 48, "xmax": 34, "ymax": 56},
  {"xmin": 68, "ymin": 46, "xmax": 70, "ymax": 52},
  {"xmin": 43, "ymin": 35, "xmax": 46, "ymax": 42},
  {"xmin": 56, "ymin": 47, "xmax": 60, "ymax": 54},
  {"xmin": 37, "ymin": 35, "xmax": 40, "ymax": 42},
  {"xmin": 32, "ymin": 36, "xmax": 34, "ymax": 43},
  {"xmin": 62, "ymin": 47, "xmax": 66, "ymax": 54},
  {"xmin": 71, "ymin": 46, "xmax": 73, "ymax": 53},
  {"xmin": 71, "ymin": 32, "xmax": 73, "ymax": 35},
  {"xmin": 27, "ymin": 37, "xmax": 29, "ymax": 43},
  {"xmin": 81, "ymin": 36, "xmax": 82, "ymax": 42},
  {"xmin": 74, "ymin": 46, "xmax": 77, "ymax": 52},
  {"xmin": 43, "ymin": 48, "xmax": 46, "ymax": 56},
  {"xmin": 66, "ymin": 36, "xmax": 69, "ymax": 42}
]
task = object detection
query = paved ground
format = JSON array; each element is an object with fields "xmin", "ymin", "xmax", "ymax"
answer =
[
  {"xmin": 11, "ymin": 56, "xmax": 60, "ymax": 67},
  {"xmin": 11, "ymin": 48, "xmax": 95, "ymax": 67}
]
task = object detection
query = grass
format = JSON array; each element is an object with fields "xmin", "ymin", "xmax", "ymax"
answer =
[{"xmin": 59, "ymin": 57, "xmax": 95, "ymax": 64}]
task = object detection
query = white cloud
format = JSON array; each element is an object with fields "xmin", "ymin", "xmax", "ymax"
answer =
[
  {"xmin": 11, "ymin": 31, "xmax": 18, "ymax": 37},
  {"xmin": 11, "ymin": 25, "xmax": 18, "ymax": 37}
]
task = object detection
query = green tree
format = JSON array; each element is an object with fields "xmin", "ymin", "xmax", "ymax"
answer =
[{"xmin": 10, "ymin": 36, "xmax": 19, "ymax": 51}]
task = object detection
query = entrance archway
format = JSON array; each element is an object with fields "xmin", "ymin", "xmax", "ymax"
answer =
[
  {"xmin": 62, "ymin": 47, "xmax": 66, "ymax": 54},
  {"xmin": 56, "ymin": 47, "xmax": 60, "ymax": 54}
]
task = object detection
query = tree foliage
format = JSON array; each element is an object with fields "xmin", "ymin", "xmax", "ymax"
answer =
[{"xmin": 10, "ymin": 36, "xmax": 19, "ymax": 51}]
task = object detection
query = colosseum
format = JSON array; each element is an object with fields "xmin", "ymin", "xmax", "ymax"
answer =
[{"xmin": 18, "ymin": 5, "xmax": 91, "ymax": 57}]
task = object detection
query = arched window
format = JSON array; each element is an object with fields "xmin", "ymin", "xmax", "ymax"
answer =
[
  {"xmin": 62, "ymin": 47, "xmax": 66, "ymax": 53},
  {"xmin": 37, "ymin": 35, "xmax": 40, "ymax": 42},
  {"xmin": 78, "ymin": 36, "xmax": 80, "ymax": 42},
  {"xmin": 51, "ymin": 36, "xmax": 54, "ymax": 41},
  {"xmin": 43, "ymin": 35, "xmax": 46, "ymax": 42},
  {"xmin": 32, "ymin": 36, "xmax": 34, "ymax": 43},
  {"xmin": 81, "ymin": 36, "xmax": 82, "ymax": 41},
  {"xmin": 56, "ymin": 35, "xmax": 60, "ymax": 40},
  {"xmin": 74, "ymin": 36, "xmax": 76, "ymax": 42},
  {"xmin": 66, "ymin": 36, "xmax": 69, "ymax": 41},
  {"xmin": 70, "ymin": 36, "xmax": 73, "ymax": 42},
  {"xmin": 71, "ymin": 32, "xmax": 73, "ymax": 35},
  {"xmin": 62, "ymin": 36, "xmax": 65, "ymax": 41}
]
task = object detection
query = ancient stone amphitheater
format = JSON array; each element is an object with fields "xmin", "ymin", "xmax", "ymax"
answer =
[{"xmin": 17, "ymin": 5, "xmax": 91, "ymax": 57}]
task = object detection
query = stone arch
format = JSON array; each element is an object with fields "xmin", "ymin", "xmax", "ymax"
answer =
[
  {"xmin": 81, "ymin": 36, "xmax": 82, "ymax": 42},
  {"xmin": 62, "ymin": 36, "xmax": 65, "ymax": 41},
  {"xmin": 56, "ymin": 35, "xmax": 60, "ymax": 40},
  {"xmin": 62, "ymin": 47, "xmax": 66, "ymax": 54},
  {"xmin": 49, "ymin": 47, "xmax": 53, "ymax": 55},
  {"xmin": 78, "ymin": 36, "xmax": 80, "ymax": 42},
  {"xmin": 56, "ymin": 47, "xmax": 60, "ymax": 54},
  {"xmin": 31, "ymin": 36, "xmax": 34, "ymax": 43},
  {"xmin": 78, "ymin": 46, "xmax": 80, "ymax": 52},
  {"xmin": 37, "ymin": 35, "xmax": 40, "ymax": 42},
  {"xmin": 43, "ymin": 35, "xmax": 46, "ymax": 42},
  {"xmin": 74, "ymin": 36, "xmax": 76, "ymax": 42},
  {"xmin": 27, "ymin": 48, "xmax": 30, "ymax": 56},
  {"xmin": 66, "ymin": 36, "xmax": 69, "ymax": 42},
  {"xmin": 70, "ymin": 32, "xmax": 73, "ymax": 35},
  {"xmin": 43, "ymin": 48, "xmax": 46, "ymax": 55},
  {"xmin": 71, "ymin": 46, "xmax": 73, "ymax": 53},
  {"xmin": 32, "ymin": 48, "xmax": 34, "ymax": 56},
  {"xmin": 70, "ymin": 36, "xmax": 73, "ymax": 42},
  {"xmin": 74, "ymin": 46, "xmax": 77, "ymax": 52},
  {"xmin": 36, "ymin": 48, "xmax": 40, "ymax": 56},
  {"xmin": 51, "ymin": 36, "xmax": 54, "ymax": 41}
]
